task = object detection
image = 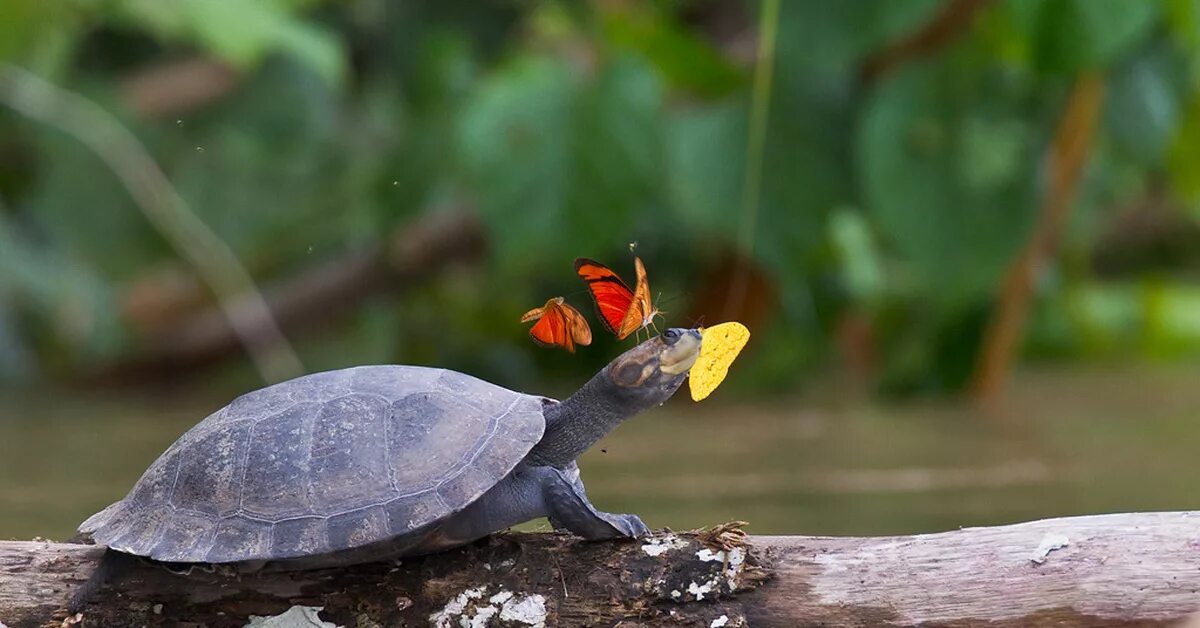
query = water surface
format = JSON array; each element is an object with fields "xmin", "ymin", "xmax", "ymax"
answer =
[{"xmin": 2, "ymin": 367, "xmax": 1198, "ymax": 541}]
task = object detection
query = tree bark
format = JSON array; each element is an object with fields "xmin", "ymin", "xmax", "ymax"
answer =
[{"xmin": 2, "ymin": 512, "xmax": 1198, "ymax": 627}]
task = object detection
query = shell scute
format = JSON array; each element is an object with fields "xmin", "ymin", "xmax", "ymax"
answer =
[
  {"xmin": 437, "ymin": 464, "xmax": 497, "ymax": 507},
  {"xmin": 170, "ymin": 421, "xmax": 251, "ymax": 516},
  {"xmin": 270, "ymin": 517, "xmax": 325, "ymax": 557},
  {"xmin": 148, "ymin": 510, "xmax": 214, "ymax": 562},
  {"xmin": 206, "ymin": 516, "xmax": 272, "ymax": 563},
  {"xmin": 386, "ymin": 392, "xmax": 495, "ymax": 492},
  {"xmin": 327, "ymin": 505, "xmax": 390, "ymax": 550},
  {"xmin": 384, "ymin": 492, "xmax": 452, "ymax": 536},
  {"xmin": 349, "ymin": 365, "xmax": 441, "ymax": 400},
  {"xmin": 309, "ymin": 394, "xmax": 392, "ymax": 514},
  {"xmin": 241, "ymin": 402, "xmax": 319, "ymax": 517}
]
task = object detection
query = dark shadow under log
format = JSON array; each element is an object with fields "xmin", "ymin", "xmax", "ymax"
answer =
[{"xmin": 2, "ymin": 512, "xmax": 1199, "ymax": 627}]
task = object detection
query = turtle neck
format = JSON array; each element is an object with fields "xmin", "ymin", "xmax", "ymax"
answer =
[{"xmin": 526, "ymin": 365, "xmax": 677, "ymax": 469}]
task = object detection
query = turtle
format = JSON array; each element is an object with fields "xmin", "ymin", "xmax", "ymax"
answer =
[{"xmin": 77, "ymin": 328, "xmax": 702, "ymax": 569}]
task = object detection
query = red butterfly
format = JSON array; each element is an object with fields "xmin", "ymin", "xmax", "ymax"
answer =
[
  {"xmin": 575, "ymin": 256, "xmax": 661, "ymax": 341},
  {"xmin": 520, "ymin": 297, "xmax": 593, "ymax": 353}
]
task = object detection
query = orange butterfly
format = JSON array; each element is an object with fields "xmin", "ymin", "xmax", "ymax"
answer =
[
  {"xmin": 574, "ymin": 256, "xmax": 661, "ymax": 341},
  {"xmin": 520, "ymin": 297, "xmax": 593, "ymax": 353}
]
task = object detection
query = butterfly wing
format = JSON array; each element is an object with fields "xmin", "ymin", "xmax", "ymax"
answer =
[
  {"xmin": 560, "ymin": 301, "xmax": 593, "ymax": 347},
  {"xmin": 575, "ymin": 258, "xmax": 635, "ymax": 338},
  {"xmin": 689, "ymin": 322, "xmax": 751, "ymax": 401},
  {"xmin": 618, "ymin": 256, "xmax": 656, "ymax": 338},
  {"xmin": 519, "ymin": 304, "xmax": 547, "ymax": 324},
  {"xmin": 528, "ymin": 304, "xmax": 572, "ymax": 352},
  {"xmin": 524, "ymin": 298, "xmax": 592, "ymax": 353}
]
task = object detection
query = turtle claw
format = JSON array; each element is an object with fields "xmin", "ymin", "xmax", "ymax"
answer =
[
  {"xmin": 609, "ymin": 513, "xmax": 649, "ymax": 539},
  {"xmin": 583, "ymin": 511, "xmax": 648, "ymax": 540}
]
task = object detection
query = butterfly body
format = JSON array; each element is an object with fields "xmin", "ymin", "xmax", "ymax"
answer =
[
  {"xmin": 575, "ymin": 257, "xmax": 660, "ymax": 341},
  {"xmin": 521, "ymin": 297, "xmax": 592, "ymax": 352}
]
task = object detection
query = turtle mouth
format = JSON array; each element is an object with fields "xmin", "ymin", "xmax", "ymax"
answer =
[{"xmin": 659, "ymin": 331, "xmax": 701, "ymax": 375}]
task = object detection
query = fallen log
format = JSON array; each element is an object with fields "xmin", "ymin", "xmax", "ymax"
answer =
[{"xmin": 2, "ymin": 512, "xmax": 1198, "ymax": 627}]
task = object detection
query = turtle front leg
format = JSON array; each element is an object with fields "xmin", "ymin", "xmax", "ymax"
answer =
[{"xmin": 534, "ymin": 464, "xmax": 650, "ymax": 540}]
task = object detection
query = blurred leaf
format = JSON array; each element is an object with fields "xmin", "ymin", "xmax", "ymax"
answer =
[
  {"xmin": 1106, "ymin": 44, "xmax": 1187, "ymax": 166},
  {"xmin": 664, "ymin": 100, "xmax": 745, "ymax": 236},
  {"xmin": 458, "ymin": 56, "xmax": 576, "ymax": 265},
  {"xmin": 1041, "ymin": 279, "xmax": 1200, "ymax": 359},
  {"xmin": 857, "ymin": 56, "xmax": 1040, "ymax": 301},
  {"xmin": 0, "ymin": 215, "xmax": 124, "ymax": 366},
  {"xmin": 459, "ymin": 54, "xmax": 665, "ymax": 266},
  {"xmin": 828, "ymin": 207, "xmax": 883, "ymax": 302},
  {"xmin": 566, "ymin": 55, "xmax": 665, "ymax": 245},
  {"xmin": 0, "ymin": 1, "xmax": 78, "ymax": 65},
  {"xmin": 1145, "ymin": 279, "xmax": 1200, "ymax": 356},
  {"xmin": 1165, "ymin": 0, "xmax": 1200, "ymax": 88},
  {"xmin": 171, "ymin": 59, "xmax": 348, "ymax": 268},
  {"xmin": 25, "ymin": 120, "xmax": 167, "ymax": 279},
  {"xmin": 1067, "ymin": 281, "xmax": 1141, "ymax": 354},
  {"xmin": 776, "ymin": 0, "xmax": 943, "ymax": 73},
  {"xmin": 600, "ymin": 4, "xmax": 744, "ymax": 97},
  {"xmin": 1167, "ymin": 96, "xmax": 1200, "ymax": 206},
  {"xmin": 116, "ymin": 0, "xmax": 346, "ymax": 85},
  {"xmin": 663, "ymin": 83, "xmax": 847, "ymax": 328},
  {"xmin": 1026, "ymin": 0, "xmax": 1159, "ymax": 74}
]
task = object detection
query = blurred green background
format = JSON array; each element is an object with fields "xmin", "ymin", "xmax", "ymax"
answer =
[{"xmin": 2, "ymin": 0, "xmax": 1200, "ymax": 541}]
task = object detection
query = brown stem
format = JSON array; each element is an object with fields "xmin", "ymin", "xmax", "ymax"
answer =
[
  {"xmin": 971, "ymin": 74, "xmax": 1105, "ymax": 403},
  {"xmin": 859, "ymin": 0, "xmax": 995, "ymax": 83}
]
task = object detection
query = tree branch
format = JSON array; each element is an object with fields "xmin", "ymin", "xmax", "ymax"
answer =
[
  {"xmin": 95, "ymin": 208, "xmax": 485, "ymax": 381},
  {"xmin": 3, "ymin": 512, "xmax": 1198, "ymax": 627},
  {"xmin": 972, "ymin": 74, "xmax": 1105, "ymax": 404},
  {"xmin": 858, "ymin": 0, "xmax": 996, "ymax": 83}
]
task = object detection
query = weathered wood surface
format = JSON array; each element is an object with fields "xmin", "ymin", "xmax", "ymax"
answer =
[{"xmin": 2, "ymin": 512, "xmax": 1199, "ymax": 627}]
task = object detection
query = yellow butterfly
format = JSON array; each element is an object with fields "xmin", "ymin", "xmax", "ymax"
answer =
[{"xmin": 689, "ymin": 322, "xmax": 750, "ymax": 402}]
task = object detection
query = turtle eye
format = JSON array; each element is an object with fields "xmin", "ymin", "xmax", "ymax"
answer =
[{"xmin": 663, "ymin": 329, "xmax": 679, "ymax": 340}]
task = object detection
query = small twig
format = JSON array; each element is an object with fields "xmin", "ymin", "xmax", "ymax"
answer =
[
  {"xmin": 859, "ymin": 0, "xmax": 995, "ymax": 83},
  {"xmin": 692, "ymin": 520, "xmax": 750, "ymax": 552},
  {"xmin": 0, "ymin": 64, "xmax": 303, "ymax": 384},
  {"xmin": 552, "ymin": 552, "xmax": 569, "ymax": 598}
]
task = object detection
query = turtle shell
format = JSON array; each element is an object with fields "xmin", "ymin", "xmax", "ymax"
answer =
[{"xmin": 78, "ymin": 365, "xmax": 546, "ymax": 563}]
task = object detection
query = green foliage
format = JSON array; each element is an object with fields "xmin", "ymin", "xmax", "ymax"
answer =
[
  {"xmin": 600, "ymin": 3, "xmax": 744, "ymax": 96},
  {"xmin": 858, "ymin": 54, "xmax": 1040, "ymax": 302},
  {"xmin": 1, "ymin": 0, "xmax": 1199, "ymax": 395},
  {"xmin": 114, "ymin": 0, "xmax": 345, "ymax": 84},
  {"xmin": 459, "ymin": 52, "xmax": 666, "ymax": 269}
]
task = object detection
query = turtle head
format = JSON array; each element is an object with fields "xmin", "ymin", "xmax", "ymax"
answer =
[{"xmin": 607, "ymin": 327, "xmax": 701, "ymax": 403}]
